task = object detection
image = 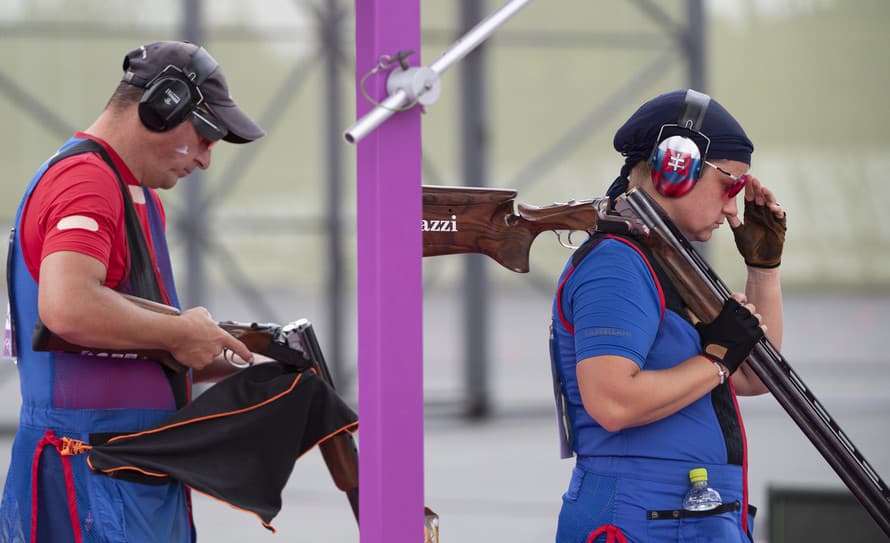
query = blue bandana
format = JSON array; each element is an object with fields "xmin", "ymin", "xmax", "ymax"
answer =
[{"xmin": 613, "ymin": 89, "xmax": 754, "ymax": 174}]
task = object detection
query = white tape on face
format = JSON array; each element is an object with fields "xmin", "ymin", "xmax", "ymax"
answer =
[
  {"xmin": 175, "ymin": 146, "xmax": 189, "ymax": 155},
  {"xmin": 56, "ymin": 215, "xmax": 99, "ymax": 232}
]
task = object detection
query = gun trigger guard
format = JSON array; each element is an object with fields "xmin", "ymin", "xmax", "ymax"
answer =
[
  {"xmin": 554, "ymin": 231, "xmax": 576, "ymax": 250},
  {"xmin": 567, "ymin": 230, "xmax": 583, "ymax": 249},
  {"xmin": 223, "ymin": 347, "xmax": 252, "ymax": 369}
]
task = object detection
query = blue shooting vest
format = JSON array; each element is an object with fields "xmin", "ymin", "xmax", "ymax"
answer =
[
  {"xmin": 0, "ymin": 137, "xmax": 193, "ymax": 543},
  {"xmin": 549, "ymin": 232, "xmax": 753, "ymax": 542}
]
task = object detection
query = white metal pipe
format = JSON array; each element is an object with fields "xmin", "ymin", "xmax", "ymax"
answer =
[
  {"xmin": 344, "ymin": 0, "xmax": 533, "ymax": 144},
  {"xmin": 343, "ymin": 89, "xmax": 409, "ymax": 144},
  {"xmin": 429, "ymin": 0, "xmax": 532, "ymax": 76}
]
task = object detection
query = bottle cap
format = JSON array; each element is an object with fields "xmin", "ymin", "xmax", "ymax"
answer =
[{"xmin": 689, "ymin": 468, "xmax": 708, "ymax": 483}]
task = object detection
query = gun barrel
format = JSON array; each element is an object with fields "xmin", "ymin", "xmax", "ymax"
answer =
[{"xmin": 621, "ymin": 188, "xmax": 890, "ymax": 537}]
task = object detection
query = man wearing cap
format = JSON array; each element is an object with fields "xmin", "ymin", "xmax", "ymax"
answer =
[
  {"xmin": 1, "ymin": 41, "xmax": 263, "ymax": 542},
  {"xmin": 549, "ymin": 90, "xmax": 786, "ymax": 542}
]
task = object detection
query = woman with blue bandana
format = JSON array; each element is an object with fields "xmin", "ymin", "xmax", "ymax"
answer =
[{"xmin": 550, "ymin": 89, "xmax": 787, "ymax": 542}]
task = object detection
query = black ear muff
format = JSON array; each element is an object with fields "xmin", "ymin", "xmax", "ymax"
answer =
[
  {"xmin": 649, "ymin": 90, "xmax": 711, "ymax": 198},
  {"xmin": 138, "ymin": 47, "xmax": 219, "ymax": 133},
  {"xmin": 139, "ymin": 72, "xmax": 196, "ymax": 132}
]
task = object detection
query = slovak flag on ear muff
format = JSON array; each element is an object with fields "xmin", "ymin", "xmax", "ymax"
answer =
[{"xmin": 650, "ymin": 134, "xmax": 703, "ymax": 198}]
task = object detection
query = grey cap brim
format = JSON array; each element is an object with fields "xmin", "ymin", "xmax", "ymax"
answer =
[
  {"xmin": 211, "ymin": 101, "xmax": 265, "ymax": 144},
  {"xmin": 121, "ymin": 41, "xmax": 265, "ymax": 144}
]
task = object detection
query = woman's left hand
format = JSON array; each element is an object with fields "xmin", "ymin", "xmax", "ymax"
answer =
[{"xmin": 727, "ymin": 176, "xmax": 787, "ymax": 268}]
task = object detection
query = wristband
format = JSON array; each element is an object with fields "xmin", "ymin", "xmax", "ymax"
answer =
[{"xmin": 710, "ymin": 359, "xmax": 729, "ymax": 385}]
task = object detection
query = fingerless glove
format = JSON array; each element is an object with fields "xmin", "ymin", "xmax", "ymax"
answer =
[
  {"xmin": 731, "ymin": 199, "xmax": 787, "ymax": 268},
  {"xmin": 695, "ymin": 298, "xmax": 764, "ymax": 373}
]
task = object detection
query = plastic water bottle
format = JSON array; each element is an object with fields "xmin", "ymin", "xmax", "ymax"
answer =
[{"xmin": 682, "ymin": 468, "xmax": 722, "ymax": 511}]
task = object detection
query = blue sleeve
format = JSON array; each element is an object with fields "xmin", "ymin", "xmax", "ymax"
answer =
[{"xmin": 564, "ymin": 239, "xmax": 662, "ymax": 368}]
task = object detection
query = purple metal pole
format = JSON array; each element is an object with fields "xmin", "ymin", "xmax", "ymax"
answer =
[{"xmin": 355, "ymin": 2, "xmax": 424, "ymax": 543}]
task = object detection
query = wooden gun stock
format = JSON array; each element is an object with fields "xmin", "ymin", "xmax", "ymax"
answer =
[
  {"xmin": 119, "ymin": 293, "xmax": 181, "ymax": 315},
  {"xmin": 31, "ymin": 294, "xmax": 306, "ymax": 374},
  {"xmin": 422, "ymin": 185, "xmax": 603, "ymax": 273},
  {"xmin": 123, "ymin": 294, "xmax": 294, "ymax": 360},
  {"xmin": 32, "ymin": 294, "xmax": 188, "ymax": 373}
]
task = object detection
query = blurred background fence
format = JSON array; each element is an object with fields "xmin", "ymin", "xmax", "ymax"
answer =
[{"xmin": 1, "ymin": 1, "xmax": 889, "ymax": 540}]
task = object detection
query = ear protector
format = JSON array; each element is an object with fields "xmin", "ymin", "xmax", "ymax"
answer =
[
  {"xmin": 138, "ymin": 47, "xmax": 227, "ymax": 140},
  {"xmin": 649, "ymin": 89, "xmax": 711, "ymax": 198}
]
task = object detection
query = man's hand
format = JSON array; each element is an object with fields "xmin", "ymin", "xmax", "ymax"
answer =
[
  {"xmin": 168, "ymin": 307, "xmax": 254, "ymax": 370},
  {"xmin": 727, "ymin": 176, "xmax": 786, "ymax": 268}
]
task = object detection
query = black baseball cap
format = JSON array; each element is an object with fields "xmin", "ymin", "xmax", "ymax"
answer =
[{"xmin": 122, "ymin": 41, "xmax": 265, "ymax": 143}]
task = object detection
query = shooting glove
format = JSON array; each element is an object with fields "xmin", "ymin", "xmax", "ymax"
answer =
[
  {"xmin": 695, "ymin": 298, "xmax": 764, "ymax": 374},
  {"xmin": 731, "ymin": 199, "xmax": 786, "ymax": 268}
]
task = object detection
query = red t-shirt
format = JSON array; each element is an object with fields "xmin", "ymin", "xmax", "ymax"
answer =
[{"xmin": 20, "ymin": 133, "xmax": 170, "ymax": 303}]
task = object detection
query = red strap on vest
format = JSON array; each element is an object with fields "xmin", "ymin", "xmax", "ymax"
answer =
[
  {"xmin": 729, "ymin": 378, "xmax": 750, "ymax": 533},
  {"xmin": 586, "ymin": 523, "xmax": 627, "ymax": 543},
  {"xmin": 602, "ymin": 235, "xmax": 665, "ymax": 321},
  {"xmin": 30, "ymin": 430, "xmax": 83, "ymax": 543},
  {"xmin": 556, "ymin": 235, "xmax": 667, "ymax": 336}
]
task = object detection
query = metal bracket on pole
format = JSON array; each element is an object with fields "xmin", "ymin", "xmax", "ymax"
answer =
[
  {"xmin": 385, "ymin": 65, "xmax": 441, "ymax": 107},
  {"xmin": 344, "ymin": 0, "xmax": 533, "ymax": 144}
]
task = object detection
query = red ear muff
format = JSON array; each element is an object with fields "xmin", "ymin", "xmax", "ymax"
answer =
[
  {"xmin": 650, "ymin": 135, "xmax": 703, "ymax": 198},
  {"xmin": 647, "ymin": 89, "xmax": 712, "ymax": 198}
]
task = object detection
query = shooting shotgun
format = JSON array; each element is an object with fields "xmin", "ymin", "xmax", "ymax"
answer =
[
  {"xmin": 32, "ymin": 294, "xmax": 360, "ymax": 524},
  {"xmin": 616, "ymin": 189, "xmax": 890, "ymax": 536},
  {"xmin": 31, "ymin": 295, "xmax": 310, "ymax": 375},
  {"xmin": 32, "ymin": 295, "xmax": 191, "ymax": 373},
  {"xmin": 289, "ymin": 318, "xmax": 360, "ymax": 523},
  {"xmin": 423, "ymin": 184, "xmax": 631, "ymax": 273},
  {"xmin": 422, "ymin": 184, "xmax": 890, "ymax": 536}
]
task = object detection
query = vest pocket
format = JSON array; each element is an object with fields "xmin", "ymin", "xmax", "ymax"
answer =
[
  {"xmin": 86, "ymin": 471, "xmax": 127, "ymax": 542},
  {"xmin": 647, "ymin": 501, "xmax": 742, "ymax": 542},
  {"xmin": 563, "ymin": 466, "xmax": 586, "ymax": 503},
  {"xmin": 647, "ymin": 500, "xmax": 740, "ymax": 520}
]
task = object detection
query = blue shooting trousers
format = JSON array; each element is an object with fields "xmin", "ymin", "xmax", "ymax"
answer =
[{"xmin": 556, "ymin": 456, "xmax": 755, "ymax": 543}]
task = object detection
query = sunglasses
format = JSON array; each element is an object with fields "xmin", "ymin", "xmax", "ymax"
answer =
[
  {"xmin": 191, "ymin": 105, "xmax": 228, "ymax": 142},
  {"xmin": 704, "ymin": 161, "xmax": 749, "ymax": 198}
]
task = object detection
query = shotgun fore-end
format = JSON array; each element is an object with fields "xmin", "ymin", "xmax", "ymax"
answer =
[{"xmin": 319, "ymin": 432, "xmax": 360, "ymax": 491}]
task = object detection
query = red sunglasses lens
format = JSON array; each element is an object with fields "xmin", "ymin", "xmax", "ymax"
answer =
[{"xmin": 726, "ymin": 174, "xmax": 749, "ymax": 198}]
